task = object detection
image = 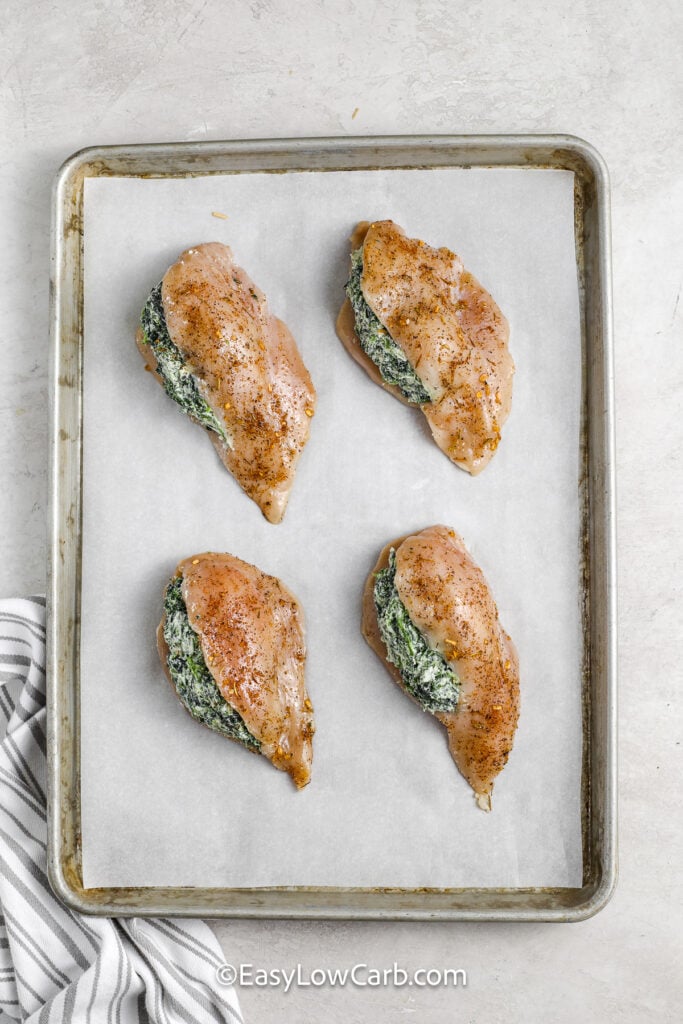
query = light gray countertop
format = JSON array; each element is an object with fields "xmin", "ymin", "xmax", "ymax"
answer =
[{"xmin": 2, "ymin": 1, "xmax": 681, "ymax": 1020}]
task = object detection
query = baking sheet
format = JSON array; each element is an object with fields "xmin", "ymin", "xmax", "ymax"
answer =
[{"xmin": 80, "ymin": 167, "xmax": 583, "ymax": 889}]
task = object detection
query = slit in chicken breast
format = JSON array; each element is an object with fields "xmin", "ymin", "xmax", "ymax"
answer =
[
  {"xmin": 337, "ymin": 220, "xmax": 514, "ymax": 475},
  {"xmin": 157, "ymin": 551, "xmax": 315, "ymax": 789},
  {"xmin": 137, "ymin": 242, "xmax": 316, "ymax": 523},
  {"xmin": 363, "ymin": 525, "xmax": 519, "ymax": 809}
]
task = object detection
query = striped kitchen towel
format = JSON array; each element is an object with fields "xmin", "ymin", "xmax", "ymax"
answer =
[{"xmin": 0, "ymin": 597, "xmax": 243, "ymax": 1023}]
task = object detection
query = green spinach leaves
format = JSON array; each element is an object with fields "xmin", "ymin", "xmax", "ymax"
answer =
[
  {"xmin": 374, "ymin": 550, "xmax": 460, "ymax": 714},
  {"xmin": 140, "ymin": 284, "xmax": 231, "ymax": 446},
  {"xmin": 345, "ymin": 249, "xmax": 431, "ymax": 405},
  {"xmin": 163, "ymin": 577, "xmax": 260, "ymax": 751}
]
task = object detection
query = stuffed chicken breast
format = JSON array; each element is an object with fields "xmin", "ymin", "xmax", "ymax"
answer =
[
  {"xmin": 137, "ymin": 242, "xmax": 316, "ymax": 523},
  {"xmin": 158, "ymin": 552, "xmax": 314, "ymax": 788},
  {"xmin": 363, "ymin": 525, "xmax": 519, "ymax": 809},
  {"xmin": 337, "ymin": 221, "xmax": 513, "ymax": 474}
]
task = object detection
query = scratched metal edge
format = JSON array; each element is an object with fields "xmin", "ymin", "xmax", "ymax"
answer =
[
  {"xmin": 47, "ymin": 148, "xmax": 86, "ymax": 912},
  {"xmin": 46, "ymin": 134, "xmax": 616, "ymax": 921}
]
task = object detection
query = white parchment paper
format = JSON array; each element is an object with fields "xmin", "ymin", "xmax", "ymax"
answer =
[{"xmin": 81, "ymin": 167, "xmax": 583, "ymax": 889}]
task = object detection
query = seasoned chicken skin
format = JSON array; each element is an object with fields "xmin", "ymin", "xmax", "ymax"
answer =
[
  {"xmin": 158, "ymin": 552, "xmax": 314, "ymax": 788},
  {"xmin": 137, "ymin": 242, "xmax": 316, "ymax": 523},
  {"xmin": 363, "ymin": 526, "xmax": 519, "ymax": 809},
  {"xmin": 337, "ymin": 221, "xmax": 514, "ymax": 474}
]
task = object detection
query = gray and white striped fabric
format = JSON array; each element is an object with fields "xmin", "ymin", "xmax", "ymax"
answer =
[{"xmin": 0, "ymin": 597, "xmax": 243, "ymax": 1024}]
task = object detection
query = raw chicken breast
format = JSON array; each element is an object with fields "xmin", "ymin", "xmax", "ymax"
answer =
[
  {"xmin": 363, "ymin": 525, "xmax": 519, "ymax": 809},
  {"xmin": 158, "ymin": 551, "xmax": 314, "ymax": 788},
  {"xmin": 137, "ymin": 242, "xmax": 316, "ymax": 523},
  {"xmin": 337, "ymin": 221, "xmax": 513, "ymax": 474}
]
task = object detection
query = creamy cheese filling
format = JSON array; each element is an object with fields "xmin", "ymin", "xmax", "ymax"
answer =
[
  {"xmin": 140, "ymin": 283, "xmax": 232, "ymax": 447},
  {"xmin": 374, "ymin": 550, "xmax": 460, "ymax": 714},
  {"xmin": 345, "ymin": 249, "xmax": 432, "ymax": 405},
  {"xmin": 163, "ymin": 576, "xmax": 259, "ymax": 750}
]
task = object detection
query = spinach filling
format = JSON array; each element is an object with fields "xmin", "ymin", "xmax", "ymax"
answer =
[
  {"xmin": 140, "ymin": 283, "xmax": 231, "ymax": 446},
  {"xmin": 163, "ymin": 577, "xmax": 260, "ymax": 751},
  {"xmin": 374, "ymin": 550, "xmax": 460, "ymax": 714},
  {"xmin": 345, "ymin": 248, "xmax": 431, "ymax": 405}
]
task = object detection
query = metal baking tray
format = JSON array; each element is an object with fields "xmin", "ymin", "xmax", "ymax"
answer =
[{"xmin": 47, "ymin": 134, "xmax": 616, "ymax": 920}]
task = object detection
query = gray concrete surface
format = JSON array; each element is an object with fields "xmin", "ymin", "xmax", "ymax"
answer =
[{"xmin": 1, "ymin": 1, "xmax": 681, "ymax": 1021}]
